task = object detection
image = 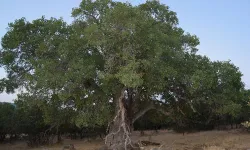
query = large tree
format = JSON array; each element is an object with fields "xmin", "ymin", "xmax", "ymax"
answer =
[
  {"xmin": 70, "ymin": 1, "xmax": 199, "ymax": 149},
  {"xmin": 0, "ymin": 0, "xmax": 244, "ymax": 149}
]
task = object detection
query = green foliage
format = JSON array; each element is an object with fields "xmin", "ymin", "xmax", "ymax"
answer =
[{"xmin": 1, "ymin": 0, "xmax": 199, "ymax": 127}]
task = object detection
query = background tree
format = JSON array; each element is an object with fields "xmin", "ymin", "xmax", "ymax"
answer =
[
  {"xmin": 14, "ymin": 94, "xmax": 49, "ymax": 147},
  {"xmin": 0, "ymin": 102, "xmax": 15, "ymax": 142}
]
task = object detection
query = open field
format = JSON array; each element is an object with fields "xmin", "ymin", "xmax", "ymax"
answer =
[{"xmin": 1, "ymin": 130, "xmax": 250, "ymax": 150}]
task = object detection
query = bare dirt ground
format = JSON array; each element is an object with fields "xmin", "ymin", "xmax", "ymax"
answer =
[{"xmin": 1, "ymin": 129, "xmax": 250, "ymax": 150}]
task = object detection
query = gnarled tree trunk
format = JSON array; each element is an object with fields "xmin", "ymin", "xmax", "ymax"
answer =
[
  {"xmin": 105, "ymin": 88, "xmax": 139, "ymax": 150},
  {"xmin": 104, "ymin": 88, "xmax": 170, "ymax": 149}
]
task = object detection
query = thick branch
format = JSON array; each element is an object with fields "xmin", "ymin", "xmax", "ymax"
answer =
[
  {"xmin": 83, "ymin": 10, "xmax": 99, "ymax": 23},
  {"xmin": 132, "ymin": 101, "xmax": 171, "ymax": 124},
  {"xmin": 132, "ymin": 104, "xmax": 155, "ymax": 124}
]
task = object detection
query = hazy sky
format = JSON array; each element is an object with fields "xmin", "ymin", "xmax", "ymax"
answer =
[{"xmin": 0, "ymin": 0, "xmax": 249, "ymax": 102}]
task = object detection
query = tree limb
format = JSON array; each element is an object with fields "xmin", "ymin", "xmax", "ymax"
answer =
[
  {"xmin": 132, "ymin": 104, "xmax": 155, "ymax": 124},
  {"xmin": 132, "ymin": 101, "xmax": 171, "ymax": 123}
]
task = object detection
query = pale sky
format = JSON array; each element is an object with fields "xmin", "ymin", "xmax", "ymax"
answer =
[{"xmin": 0, "ymin": 0, "xmax": 249, "ymax": 102}]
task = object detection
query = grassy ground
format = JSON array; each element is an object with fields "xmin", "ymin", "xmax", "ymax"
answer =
[{"xmin": 1, "ymin": 129, "xmax": 250, "ymax": 150}]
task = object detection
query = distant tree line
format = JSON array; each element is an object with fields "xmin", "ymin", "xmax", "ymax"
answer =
[{"xmin": 0, "ymin": 87, "xmax": 250, "ymax": 147}]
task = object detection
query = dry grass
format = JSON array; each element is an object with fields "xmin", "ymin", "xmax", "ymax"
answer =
[
  {"xmin": 1, "ymin": 129, "xmax": 250, "ymax": 150},
  {"xmin": 202, "ymin": 146, "xmax": 225, "ymax": 150}
]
